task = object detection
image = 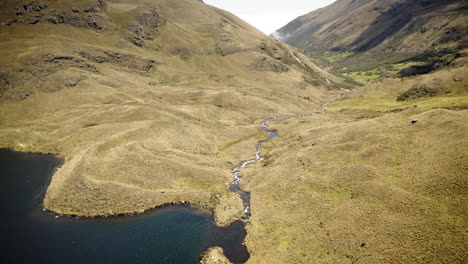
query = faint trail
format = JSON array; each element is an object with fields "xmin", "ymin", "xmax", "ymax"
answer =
[{"xmin": 229, "ymin": 92, "xmax": 344, "ymax": 222}]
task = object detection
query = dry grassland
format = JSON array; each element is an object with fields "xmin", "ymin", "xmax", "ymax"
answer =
[
  {"xmin": 0, "ymin": 1, "xmax": 466, "ymax": 263},
  {"xmin": 242, "ymin": 69, "xmax": 467, "ymax": 263},
  {"xmin": 0, "ymin": 0, "xmax": 335, "ymax": 225}
]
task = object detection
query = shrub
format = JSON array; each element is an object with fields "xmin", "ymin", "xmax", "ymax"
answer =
[
  {"xmin": 397, "ymin": 63, "xmax": 435, "ymax": 77},
  {"xmin": 396, "ymin": 84, "xmax": 437, "ymax": 101},
  {"xmin": 179, "ymin": 54, "xmax": 190, "ymax": 61}
]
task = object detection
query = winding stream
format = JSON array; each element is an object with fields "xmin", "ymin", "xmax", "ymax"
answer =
[{"xmin": 229, "ymin": 92, "xmax": 343, "ymax": 222}]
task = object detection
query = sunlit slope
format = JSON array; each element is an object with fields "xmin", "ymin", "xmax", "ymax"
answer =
[
  {"xmin": 0, "ymin": 0, "xmax": 343, "ymax": 222},
  {"xmin": 240, "ymin": 47, "xmax": 467, "ymax": 264},
  {"xmin": 245, "ymin": 0, "xmax": 468, "ymax": 263},
  {"xmin": 243, "ymin": 107, "xmax": 467, "ymax": 263}
]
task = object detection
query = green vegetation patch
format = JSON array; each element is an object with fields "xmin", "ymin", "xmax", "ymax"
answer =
[
  {"xmin": 309, "ymin": 51, "xmax": 419, "ymax": 73},
  {"xmin": 347, "ymin": 70, "xmax": 381, "ymax": 82},
  {"xmin": 323, "ymin": 51, "xmax": 355, "ymax": 62},
  {"xmin": 179, "ymin": 54, "xmax": 191, "ymax": 61},
  {"xmin": 328, "ymin": 93, "xmax": 468, "ymax": 112}
]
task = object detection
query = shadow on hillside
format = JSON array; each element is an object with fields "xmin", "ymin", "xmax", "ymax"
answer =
[{"xmin": 350, "ymin": 0, "xmax": 466, "ymax": 52}]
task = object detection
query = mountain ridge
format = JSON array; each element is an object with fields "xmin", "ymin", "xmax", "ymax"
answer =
[{"xmin": 274, "ymin": 0, "xmax": 468, "ymax": 54}]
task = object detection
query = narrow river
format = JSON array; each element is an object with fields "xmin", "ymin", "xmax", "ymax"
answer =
[{"xmin": 229, "ymin": 92, "xmax": 342, "ymax": 222}]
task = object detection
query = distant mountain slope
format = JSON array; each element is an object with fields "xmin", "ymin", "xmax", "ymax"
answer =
[{"xmin": 274, "ymin": 0, "xmax": 468, "ymax": 54}]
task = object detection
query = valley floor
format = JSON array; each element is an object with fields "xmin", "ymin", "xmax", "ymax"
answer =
[
  {"xmin": 240, "ymin": 65, "xmax": 468, "ymax": 263},
  {"xmin": 243, "ymin": 107, "xmax": 466, "ymax": 263}
]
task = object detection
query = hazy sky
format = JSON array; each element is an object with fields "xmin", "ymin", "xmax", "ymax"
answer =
[{"xmin": 203, "ymin": 0, "xmax": 336, "ymax": 34}]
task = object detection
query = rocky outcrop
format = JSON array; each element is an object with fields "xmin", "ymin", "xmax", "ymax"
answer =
[
  {"xmin": 127, "ymin": 10, "xmax": 165, "ymax": 47},
  {"xmin": 0, "ymin": 54, "xmax": 97, "ymax": 101},
  {"xmin": 3, "ymin": 1, "xmax": 111, "ymax": 31},
  {"xmin": 46, "ymin": 10, "xmax": 111, "ymax": 31},
  {"xmin": 15, "ymin": 1, "xmax": 49, "ymax": 16},
  {"xmin": 76, "ymin": 49, "xmax": 157, "ymax": 72},
  {"xmin": 249, "ymin": 56, "xmax": 289, "ymax": 73},
  {"xmin": 259, "ymin": 42, "xmax": 284, "ymax": 61},
  {"xmin": 83, "ymin": 0, "xmax": 108, "ymax": 13},
  {"xmin": 0, "ymin": 47, "xmax": 159, "ymax": 101},
  {"xmin": 2, "ymin": 2, "xmax": 165, "ymax": 45}
]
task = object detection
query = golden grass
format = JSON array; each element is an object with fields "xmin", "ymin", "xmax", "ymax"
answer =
[
  {"xmin": 328, "ymin": 93, "xmax": 468, "ymax": 112},
  {"xmin": 0, "ymin": 0, "xmax": 334, "ymax": 226},
  {"xmin": 0, "ymin": 1, "xmax": 467, "ymax": 263},
  {"xmin": 239, "ymin": 63, "xmax": 468, "ymax": 263},
  {"xmin": 242, "ymin": 108, "xmax": 467, "ymax": 263},
  {"xmin": 329, "ymin": 66, "xmax": 468, "ymax": 112}
]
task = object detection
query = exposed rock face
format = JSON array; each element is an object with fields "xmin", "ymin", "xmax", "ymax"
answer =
[
  {"xmin": 259, "ymin": 42, "xmax": 284, "ymax": 61},
  {"xmin": 39, "ymin": 54, "xmax": 98, "ymax": 72},
  {"xmin": 127, "ymin": 10, "xmax": 165, "ymax": 47},
  {"xmin": 2, "ymin": 0, "xmax": 111, "ymax": 31},
  {"xmin": 46, "ymin": 10, "xmax": 111, "ymax": 30},
  {"xmin": 0, "ymin": 47, "xmax": 158, "ymax": 101},
  {"xmin": 249, "ymin": 56, "xmax": 289, "ymax": 73},
  {"xmin": 76, "ymin": 49, "xmax": 157, "ymax": 72},
  {"xmin": 15, "ymin": 1, "xmax": 49, "ymax": 16}
]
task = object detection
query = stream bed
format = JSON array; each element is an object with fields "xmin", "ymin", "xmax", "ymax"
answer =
[{"xmin": 229, "ymin": 92, "xmax": 342, "ymax": 222}]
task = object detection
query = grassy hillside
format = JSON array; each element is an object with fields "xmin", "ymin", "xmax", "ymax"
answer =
[
  {"xmin": 241, "ymin": 46, "xmax": 467, "ymax": 264},
  {"xmin": 1, "ymin": 1, "xmax": 467, "ymax": 263},
  {"xmin": 274, "ymin": 0, "xmax": 468, "ymax": 83},
  {"xmin": 275, "ymin": 0, "xmax": 468, "ymax": 53},
  {"xmin": 243, "ymin": 106, "xmax": 467, "ymax": 263},
  {"xmin": 253, "ymin": 0, "xmax": 468, "ymax": 263},
  {"xmin": 0, "ymin": 0, "xmax": 343, "ymax": 224}
]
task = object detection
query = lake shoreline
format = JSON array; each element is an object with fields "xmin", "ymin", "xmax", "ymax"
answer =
[
  {"xmin": 1, "ymin": 148, "xmax": 250, "ymax": 264},
  {"xmin": 0, "ymin": 147, "xmax": 243, "ymax": 227}
]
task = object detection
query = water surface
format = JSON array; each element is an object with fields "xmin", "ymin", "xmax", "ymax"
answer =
[{"xmin": 0, "ymin": 149, "xmax": 249, "ymax": 264}]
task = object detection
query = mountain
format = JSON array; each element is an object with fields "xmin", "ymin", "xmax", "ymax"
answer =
[
  {"xmin": 274, "ymin": 0, "xmax": 468, "ymax": 54},
  {"xmin": 1, "ymin": 1, "xmax": 467, "ymax": 264},
  {"xmin": 273, "ymin": 0, "xmax": 468, "ymax": 97},
  {"xmin": 0, "ymin": 0, "xmax": 343, "ymax": 223}
]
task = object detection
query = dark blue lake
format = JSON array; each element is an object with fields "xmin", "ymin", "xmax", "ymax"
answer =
[{"xmin": 0, "ymin": 149, "xmax": 249, "ymax": 264}]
